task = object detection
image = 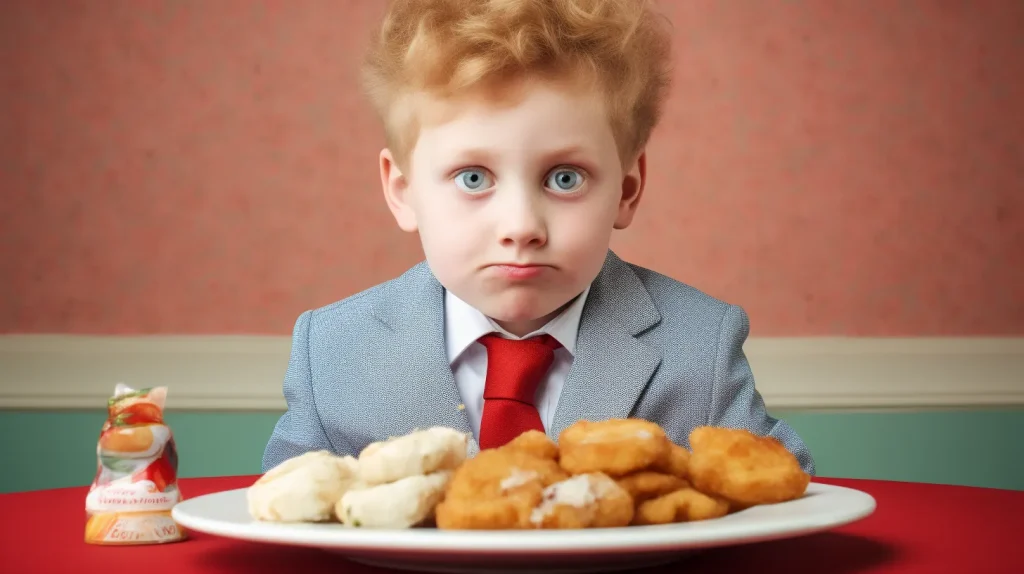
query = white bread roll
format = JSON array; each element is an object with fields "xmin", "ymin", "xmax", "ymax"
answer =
[{"xmin": 247, "ymin": 450, "xmax": 359, "ymax": 522}]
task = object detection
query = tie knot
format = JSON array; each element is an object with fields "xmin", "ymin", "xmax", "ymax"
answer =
[
  {"xmin": 479, "ymin": 333, "xmax": 561, "ymax": 351},
  {"xmin": 478, "ymin": 334, "xmax": 562, "ymax": 403}
]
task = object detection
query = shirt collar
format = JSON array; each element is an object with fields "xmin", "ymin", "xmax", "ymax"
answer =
[{"xmin": 444, "ymin": 286, "xmax": 590, "ymax": 364}]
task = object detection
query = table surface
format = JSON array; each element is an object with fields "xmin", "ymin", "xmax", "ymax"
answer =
[{"xmin": 1, "ymin": 476, "xmax": 1021, "ymax": 573}]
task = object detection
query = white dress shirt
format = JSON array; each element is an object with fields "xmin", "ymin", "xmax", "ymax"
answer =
[{"xmin": 444, "ymin": 287, "xmax": 590, "ymax": 439}]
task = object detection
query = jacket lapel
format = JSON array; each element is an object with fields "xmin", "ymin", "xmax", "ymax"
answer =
[
  {"xmin": 369, "ymin": 263, "xmax": 480, "ymax": 455},
  {"xmin": 549, "ymin": 251, "xmax": 663, "ymax": 439},
  {"xmin": 366, "ymin": 251, "xmax": 661, "ymax": 453}
]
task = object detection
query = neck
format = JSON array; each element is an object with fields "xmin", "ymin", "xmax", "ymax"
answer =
[
  {"xmin": 491, "ymin": 294, "xmax": 582, "ymax": 337},
  {"xmin": 492, "ymin": 314, "xmax": 558, "ymax": 338}
]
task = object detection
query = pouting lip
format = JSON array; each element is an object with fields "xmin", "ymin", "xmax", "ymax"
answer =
[
  {"xmin": 483, "ymin": 264, "xmax": 554, "ymax": 281},
  {"xmin": 484, "ymin": 263, "xmax": 556, "ymax": 269}
]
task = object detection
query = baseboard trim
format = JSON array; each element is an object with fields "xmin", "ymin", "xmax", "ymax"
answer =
[{"xmin": 1, "ymin": 335, "xmax": 1022, "ymax": 411}]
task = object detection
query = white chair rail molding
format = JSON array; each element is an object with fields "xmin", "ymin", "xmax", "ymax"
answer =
[{"xmin": 0, "ymin": 335, "xmax": 1022, "ymax": 410}]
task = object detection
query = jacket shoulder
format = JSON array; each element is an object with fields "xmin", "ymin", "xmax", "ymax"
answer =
[
  {"xmin": 627, "ymin": 263, "xmax": 736, "ymax": 318},
  {"xmin": 304, "ymin": 261, "xmax": 430, "ymax": 327}
]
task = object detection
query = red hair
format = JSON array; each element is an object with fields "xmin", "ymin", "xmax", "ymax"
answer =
[{"xmin": 362, "ymin": 0, "xmax": 673, "ymax": 165}]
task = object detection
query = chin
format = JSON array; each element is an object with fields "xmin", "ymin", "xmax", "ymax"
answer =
[
  {"xmin": 483, "ymin": 302, "xmax": 543, "ymax": 323},
  {"xmin": 484, "ymin": 293, "xmax": 564, "ymax": 326}
]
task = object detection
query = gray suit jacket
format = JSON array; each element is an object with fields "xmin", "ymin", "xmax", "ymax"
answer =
[{"xmin": 262, "ymin": 251, "xmax": 815, "ymax": 475}]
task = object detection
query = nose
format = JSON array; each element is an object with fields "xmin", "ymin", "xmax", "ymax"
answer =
[{"xmin": 495, "ymin": 184, "xmax": 547, "ymax": 249}]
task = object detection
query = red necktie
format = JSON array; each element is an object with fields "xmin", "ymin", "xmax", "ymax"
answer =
[{"xmin": 477, "ymin": 333, "xmax": 562, "ymax": 450}]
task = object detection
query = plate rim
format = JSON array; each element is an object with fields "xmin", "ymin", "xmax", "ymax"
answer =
[{"xmin": 171, "ymin": 482, "xmax": 877, "ymax": 555}]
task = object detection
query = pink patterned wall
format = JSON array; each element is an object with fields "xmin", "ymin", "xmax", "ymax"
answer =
[{"xmin": 2, "ymin": 0, "xmax": 1021, "ymax": 336}]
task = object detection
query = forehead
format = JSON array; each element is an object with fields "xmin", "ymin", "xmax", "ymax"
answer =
[{"xmin": 400, "ymin": 78, "xmax": 616, "ymax": 161}]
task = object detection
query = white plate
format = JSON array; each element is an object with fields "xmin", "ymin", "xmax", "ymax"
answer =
[{"xmin": 172, "ymin": 483, "xmax": 876, "ymax": 573}]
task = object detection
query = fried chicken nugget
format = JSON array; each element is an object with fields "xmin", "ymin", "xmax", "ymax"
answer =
[
  {"xmin": 529, "ymin": 473, "xmax": 634, "ymax": 529},
  {"xmin": 503, "ymin": 430, "xmax": 559, "ymax": 460},
  {"xmin": 633, "ymin": 487, "xmax": 730, "ymax": 525},
  {"xmin": 444, "ymin": 448, "xmax": 568, "ymax": 500},
  {"xmin": 435, "ymin": 487, "xmax": 544, "ymax": 530},
  {"xmin": 651, "ymin": 443, "xmax": 691, "ymax": 478},
  {"xmin": 558, "ymin": 419, "xmax": 671, "ymax": 477},
  {"xmin": 687, "ymin": 426, "xmax": 810, "ymax": 506},
  {"xmin": 357, "ymin": 427, "xmax": 469, "ymax": 486},
  {"xmin": 336, "ymin": 470, "xmax": 452, "ymax": 528},
  {"xmin": 615, "ymin": 471, "xmax": 689, "ymax": 504},
  {"xmin": 435, "ymin": 448, "xmax": 568, "ymax": 530}
]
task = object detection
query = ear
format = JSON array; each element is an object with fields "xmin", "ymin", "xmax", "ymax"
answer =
[
  {"xmin": 613, "ymin": 150, "xmax": 647, "ymax": 229},
  {"xmin": 380, "ymin": 148, "xmax": 418, "ymax": 232}
]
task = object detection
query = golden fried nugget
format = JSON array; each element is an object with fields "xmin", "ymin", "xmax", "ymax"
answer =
[
  {"xmin": 687, "ymin": 426, "xmax": 810, "ymax": 506},
  {"xmin": 435, "ymin": 485, "xmax": 543, "ymax": 530},
  {"xmin": 531, "ymin": 501, "xmax": 591, "ymax": 529},
  {"xmin": 616, "ymin": 472, "xmax": 689, "ymax": 504},
  {"xmin": 529, "ymin": 473, "xmax": 634, "ymax": 529},
  {"xmin": 435, "ymin": 448, "xmax": 569, "ymax": 530},
  {"xmin": 651, "ymin": 443, "xmax": 690, "ymax": 479},
  {"xmin": 558, "ymin": 419, "xmax": 671, "ymax": 477},
  {"xmin": 633, "ymin": 488, "xmax": 730, "ymax": 525},
  {"xmin": 503, "ymin": 430, "xmax": 559, "ymax": 461},
  {"xmin": 589, "ymin": 473, "xmax": 635, "ymax": 528},
  {"xmin": 444, "ymin": 448, "xmax": 568, "ymax": 501}
]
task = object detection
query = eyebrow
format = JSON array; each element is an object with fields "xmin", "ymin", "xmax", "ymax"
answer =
[
  {"xmin": 445, "ymin": 147, "xmax": 498, "ymax": 168},
  {"xmin": 444, "ymin": 144, "xmax": 601, "ymax": 169},
  {"xmin": 539, "ymin": 144, "xmax": 597, "ymax": 164}
]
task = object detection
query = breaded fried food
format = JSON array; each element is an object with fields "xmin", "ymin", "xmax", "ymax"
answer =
[
  {"xmin": 357, "ymin": 427, "xmax": 469, "ymax": 486},
  {"xmin": 616, "ymin": 471, "xmax": 689, "ymax": 504},
  {"xmin": 651, "ymin": 443, "xmax": 691, "ymax": 478},
  {"xmin": 687, "ymin": 426, "xmax": 810, "ymax": 505},
  {"xmin": 435, "ymin": 487, "xmax": 545, "ymax": 530},
  {"xmin": 529, "ymin": 473, "xmax": 634, "ymax": 529},
  {"xmin": 444, "ymin": 448, "xmax": 568, "ymax": 500},
  {"xmin": 558, "ymin": 419, "xmax": 671, "ymax": 477},
  {"xmin": 435, "ymin": 448, "xmax": 569, "ymax": 530},
  {"xmin": 247, "ymin": 450, "xmax": 359, "ymax": 522},
  {"xmin": 337, "ymin": 470, "xmax": 452, "ymax": 528},
  {"xmin": 589, "ymin": 474, "xmax": 636, "ymax": 528},
  {"xmin": 503, "ymin": 429, "xmax": 559, "ymax": 460},
  {"xmin": 633, "ymin": 487, "xmax": 730, "ymax": 525}
]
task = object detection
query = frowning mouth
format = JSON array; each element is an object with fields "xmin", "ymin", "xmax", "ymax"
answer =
[{"xmin": 485, "ymin": 263, "xmax": 553, "ymax": 280}]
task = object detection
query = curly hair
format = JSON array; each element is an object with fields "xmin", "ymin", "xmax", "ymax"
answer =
[{"xmin": 362, "ymin": 0, "xmax": 673, "ymax": 166}]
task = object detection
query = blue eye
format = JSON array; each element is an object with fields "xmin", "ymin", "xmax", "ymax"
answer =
[
  {"xmin": 454, "ymin": 169, "xmax": 493, "ymax": 193},
  {"xmin": 545, "ymin": 168, "xmax": 584, "ymax": 193}
]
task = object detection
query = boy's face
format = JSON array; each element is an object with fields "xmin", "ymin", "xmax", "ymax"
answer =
[{"xmin": 380, "ymin": 78, "xmax": 646, "ymax": 336}]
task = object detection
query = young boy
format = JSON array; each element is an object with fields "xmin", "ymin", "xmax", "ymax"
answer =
[{"xmin": 262, "ymin": 0, "xmax": 815, "ymax": 475}]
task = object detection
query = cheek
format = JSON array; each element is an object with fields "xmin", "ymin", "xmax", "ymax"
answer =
[
  {"xmin": 556, "ymin": 204, "xmax": 617, "ymax": 252},
  {"xmin": 415, "ymin": 195, "xmax": 478, "ymax": 260}
]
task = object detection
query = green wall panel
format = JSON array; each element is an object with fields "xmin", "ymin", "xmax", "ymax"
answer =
[{"xmin": 1, "ymin": 409, "xmax": 1020, "ymax": 494}]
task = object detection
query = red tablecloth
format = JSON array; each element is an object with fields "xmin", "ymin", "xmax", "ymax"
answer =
[{"xmin": 1, "ymin": 476, "xmax": 1021, "ymax": 573}]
